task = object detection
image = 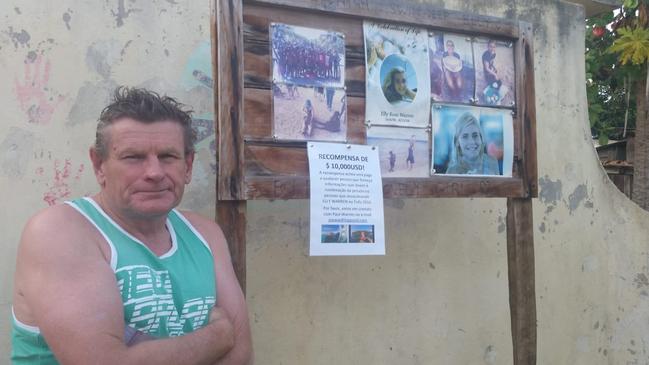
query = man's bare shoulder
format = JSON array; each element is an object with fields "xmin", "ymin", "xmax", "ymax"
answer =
[
  {"xmin": 23, "ymin": 204, "xmax": 85, "ymax": 243},
  {"xmin": 14, "ymin": 202, "xmax": 114, "ymax": 326},
  {"xmin": 177, "ymin": 211, "xmax": 252, "ymax": 364},
  {"xmin": 177, "ymin": 210, "xmax": 228, "ymax": 251},
  {"xmin": 18, "ymin": 202, "xmax": 108, "ymax": 265}
]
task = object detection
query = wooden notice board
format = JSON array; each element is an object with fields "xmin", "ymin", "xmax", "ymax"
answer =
[{"xmin": 213, "ymin": 0, "xmax": 537, "ymax": 364}]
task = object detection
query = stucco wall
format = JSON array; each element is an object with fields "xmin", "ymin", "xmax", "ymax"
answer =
[
  {"xmin": 1, "ymin": 0, "xmax": 648, "ymax": 364},
  {"xmin": 0, "ymin": 0, "xmax": 216, "ymax": 359}
]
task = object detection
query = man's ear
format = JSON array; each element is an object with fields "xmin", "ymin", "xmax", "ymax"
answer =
[
  {"xmin": 184, "ymin": 152, "xmax": 195, "ymax": 184},
  {"xmin": 89, "ymin": 147, "xmax": 106, "ymax": 187}
]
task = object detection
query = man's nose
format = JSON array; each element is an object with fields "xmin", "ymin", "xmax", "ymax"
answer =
[{"xmin": 144, "ymin": 157, "xmax": 164, "ymax": 180}]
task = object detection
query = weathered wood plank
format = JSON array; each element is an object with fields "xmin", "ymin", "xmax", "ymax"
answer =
[
  {"xmin": 245, "ymin": 175, "xmax": 526, "ymax": 199},
  {"xmin": 517, "ymin": 22, "xmax": 538, "ymax": 197},
  {"xmin": 246, "ymin": 177, "xmax": 310, "ymax": 199},
  {"xmin": 244, "ymin": 0, "xmax": 520, "ymax": 38},
  {"xmin": 244, "ymin": 4, "xmax": 365, "ymax": 45},
  {"xmin": 245, "ymin": 144, "xmax": 308, "ymax": 176},
  {"xmin": 216, "ymin": 0, "xmax": 245, "ymax": 200},
  {"xmin": 506, "ymin": 198, "xmax": 537, "ymax": 365},
  {"xmin": 243, "ymin": 87, "xmax": 272, "ymax": 138},
  {"xmin": 382, "ymin": 177, "xmax": 524, "ymax": 197},
  {"xmin": 217, "ymin": 201, "xmax": 248, "ymax": 294},
  {"xmin": 244, "ymin": 89, "xmax": 366, "ymax": 143}
]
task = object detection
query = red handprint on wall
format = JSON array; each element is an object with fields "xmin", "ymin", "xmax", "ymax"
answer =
[
  {"xmin": 42, "ymin": 159, "xmax": 84, "ymax": 206},
  {"xmin": 14, "ymin": 55, "xmax": 64, "ymax": 125}
]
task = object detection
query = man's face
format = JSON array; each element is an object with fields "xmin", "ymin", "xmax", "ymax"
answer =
[
  {"xmin": 91, "ymin": 118, "xmax": 193, "ymax": 220},
  {"xmin": 458, "ymin": 123, "xmax": 482, "ymax": 161},
  {"xmin": 488, "ymin": 42, "xmax": 496, "ymax": 54}
]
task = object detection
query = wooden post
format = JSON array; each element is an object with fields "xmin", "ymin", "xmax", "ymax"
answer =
[
  {"xmin": 213, "ymin": 0, "xmax": 247, "ymax": 291},
  {"xmin": 506, "ymin": 198, "xmax": 536, "ymax": 365},
  {"xmin": 517, "ymin": 22, "xmax": 538, "ymax": 197},
  {"xmin": 217, "ymin": 201, "xmax": 248, "ymax": 293},
  {"xmin": 214, "ymin": 0, "xmax": 245, "ymax": 201}
]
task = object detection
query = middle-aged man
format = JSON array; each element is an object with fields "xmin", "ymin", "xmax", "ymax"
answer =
[{"xmin": 11, "ymin": 87, "xmax": 252, "ymax": 364}]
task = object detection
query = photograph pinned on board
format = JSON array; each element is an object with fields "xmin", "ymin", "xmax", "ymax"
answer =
[
  {"xmin": 364, "ymin": 21, "xmax": 431, "ymax": 128},
  {"xmin": 431, "ymin": 104, "xmax": 513, "ymax": 177},
  {"xmin": 473, "ymin": 37, "xmax": 515, "ymax": 106},
  {"xmin": 349, "ymin": 225, "xmax": 375, "ymax": 243},
  {"xmin": 366, "ymin": 125, "xmax": 429, "ymax": 178},
  {"xmin": 272, "ymin": 83, "xmax": 347, "ymax": 142},
  {"xmin": 270, "ymin": 23, "xmax": 345, "ymax": 88},
  {"xmin": 429, "ymin": 33, "xmax": 475, "ymax": 104},
  {"xmin": 321, "ymin": 225, "xmax": 349, "ymax": 243}
]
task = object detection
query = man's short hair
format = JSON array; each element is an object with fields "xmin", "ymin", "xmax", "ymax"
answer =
[{"xmin": 95, "ymin": 87, "xmax": 197, "ymax": 160}]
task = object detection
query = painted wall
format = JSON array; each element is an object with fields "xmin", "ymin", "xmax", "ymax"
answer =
[
  {"xmin": 0, "ymin": 0, "xmax": 216, "ymax": 359},
  {"xmin": 1, "ymin": 1, "xmax": 647, "ymax": 364}
]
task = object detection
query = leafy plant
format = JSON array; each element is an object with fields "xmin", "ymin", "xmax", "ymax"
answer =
[
  {"xmin": 586, "ymin": 12, "xmax": 636, "ymax": 143},
  {"xmin": 609, "ymin": 27, "xmax": 649, "ymax": 65}
]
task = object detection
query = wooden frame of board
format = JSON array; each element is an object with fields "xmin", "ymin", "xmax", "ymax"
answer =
[{"xmin": 213, "ymin": 1, "xmax": 538, "ymax": 363}]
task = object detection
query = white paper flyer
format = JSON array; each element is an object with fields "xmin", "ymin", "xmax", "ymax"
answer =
[{"xmin": 307, "ymin": 142, "xmax": 386, "ymax": 256}]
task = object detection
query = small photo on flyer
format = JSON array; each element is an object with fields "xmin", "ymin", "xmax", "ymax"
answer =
[
  {"xmin": 366, "ymin": 126, "xmax": 429, "ymax": 177},
  {"xmin": 349, "ymin": 225, "xmax": 375, "ymax": 243},
  {"xmin": 270, "ymin": 23, "xmax": 345, "ymax": 88},
  {"xmin": 473, "ymin": 37, "xmax": 515, "ymax": 106},
  {"xmin": 429, "ymin": 33, "xmax": 475, "ymax": 104},
  {"xmin": 432, "ymin": 104, "xmax": 513, "ymax": 176},
  {"xmin": 273, "ymin": 83, "xmax": 347, "ymax": 142},
  {"xmin": 321, "ymin": 225, "xmax": 349, "ymax": 243}
]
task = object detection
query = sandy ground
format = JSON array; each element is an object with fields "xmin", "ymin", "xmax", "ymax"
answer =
[
  {"xmin": 273, "ymin": 84, "xmax": 347, "ymax": 142},
  {"xmin": 367, "ymin": 138, "xmax": 430, "ymax": 177}
]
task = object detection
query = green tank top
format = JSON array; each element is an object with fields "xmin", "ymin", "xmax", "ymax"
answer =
[{"xmin": 11, "ymin": 197, "xmax": 216, "ymax": 364}]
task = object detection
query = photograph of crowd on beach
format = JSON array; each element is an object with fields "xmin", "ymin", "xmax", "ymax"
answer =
[{"xmin": 271, "ymin": 23, "xmax": 345, "ymax": 88}]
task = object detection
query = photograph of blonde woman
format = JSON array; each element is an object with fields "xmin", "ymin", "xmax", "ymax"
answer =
[
  {"xmin": 382, "ymin": 66, "xmax": 416, "ymax": 104},
  {"xmin": 446, "ymin": 112, "xmax": 499, "ymax": 175},
  {"xmin": 432, "ymin": 105, "xmax": 513, "ymax": 176}
]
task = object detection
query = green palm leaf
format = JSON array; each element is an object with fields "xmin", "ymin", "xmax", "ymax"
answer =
[{"xmin": 609, "ymin": 27, "xmax": 649, "ymax": 65}]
